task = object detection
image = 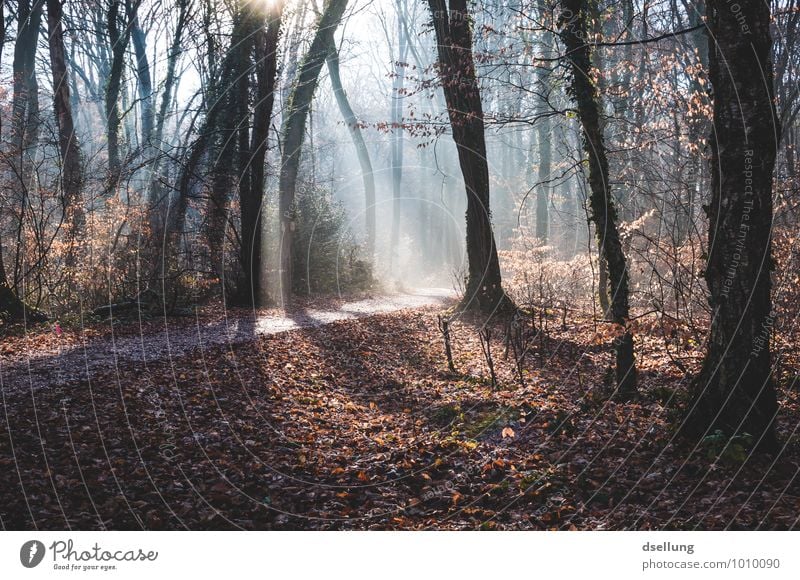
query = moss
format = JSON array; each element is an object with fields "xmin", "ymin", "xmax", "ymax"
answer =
[
  {"xmin": 428, "ymin": 403, "xmax": 462, "ymax": 427},
  {"xmin": 462, "ymin": 406, "xmax": 513, "ymax": 439}
]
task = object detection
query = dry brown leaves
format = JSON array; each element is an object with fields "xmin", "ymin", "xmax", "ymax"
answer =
[{"xmin": 1, "ymin": 306, "xmax": 799, "ymax": 530}]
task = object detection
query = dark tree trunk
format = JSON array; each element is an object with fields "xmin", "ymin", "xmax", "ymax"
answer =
[
  {"xmin": 0, "ymin": 243, "xmax": 23, "ymax": 320},
  {"xmin": 128, "ymin": 0, "xmax": 154, "ymax": 146},
  {"xmin": 685, "ymin": 0, "xmax": 780, "ymax": 451},
  {"xmin": 679, "ymin": 0, "xmax": 709, "ymax": 244},
  {"xmin": 427, "ymin": 0, "xmax": 509, "ymax": 313},
  {"xmin": 559, "ymin": 0, "xmax": 636, "ymax": 395},
  {"xmin": 10, "ymin": 0, "xmax": 42, "ymax": 291},
  {"xmin": 205, "ymin": 10, "xmax": 256, "ymax": 283},
  {"xmin": 105, "ymin": 0, "xmax": 131, "ymax": 190},
  {"xmin": 610, "ymin": 0, "xmax": 635, "ymax": 224},
  {"xmin": 535, "ymin": 120, "xmax": 551, "ymax": 243},
  {"xmin": 535, "ymin": 1, "xmax": 553, "ymax": 243},
  {"xmin": 0, "ymin": 0, "xmax": 45, "ymax": 323},
  {"xmin": 47, "ymin": 0, "xmax": 84, "ymax": 251},
  {"xmin": 597, "ymin": 253, "xmax": 611, "ymax": 318},
  {"xmin": 277, "ymin": 0, "xmax": 350, "ymax": 305},
  {"xmin": 0, "ymin": 1, "xmax": 23, "ymax": 319},
  {"xmin": 326, "ymin": 40, "xmax": 376, "ymax": 260},
  {"xmin": 166, "ymin": 3, "xmax": 251, "ymax": 258},
  {"xmin": 389, "ymin": 0, "xmax": 407, "ymax": 268},
  {"xmin": 11, "ymin": 0, "xmax": 42, "ymax": 157},
  {"xmin": 238, "ymin": 7, "xmax": 282, "ymax": 307}
]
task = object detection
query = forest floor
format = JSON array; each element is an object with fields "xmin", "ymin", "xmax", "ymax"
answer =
[
  {"xmin": 0, "ymin": 288, "xmax": 453, "ymax": 394},
  {"xmin": 1, "ymin": 293, "xmax": 799, "ymax": 530}
]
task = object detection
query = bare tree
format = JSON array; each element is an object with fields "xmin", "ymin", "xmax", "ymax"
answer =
[
  {"xmin": 238, "ymin": 3, "xmax": 283, "ymax": 306},
  {"xmin": 326, "ymin": 39, "xmax": 377, "ymax": 260},
  {"xmin": 47, "ymin": 0, "xmax": 84, "ymax": 250},
  {"xmin": 535, "ymin": 0, "xmax": 554, "ymax": 243},
  {"xmin": 277, "ymin": 0, "xmax": 350, "ymax": 304},
  {"xmin": 427, "ymin": 0, "xmax": 510, "ymax": 313},
  {"xmin": 105, "ymin": 0, "xmax": 133, "ymax": 189},
  {"xmin": 128, "ymin": 0, "xmax": 154, "ymax": 146},
  {"xmin": 9, "ymin": 0, "xmax": 43, "ymax": 291},
  {"xmin": 389, "ymin": 0, "xmax": 408, "ymax": 267},
  {"xmin": 559, "ymin": 0, "xmax": 636, "ymax": 396},
  {"xmin": 0, "ymin": 0, "xmax": 27, "ymax": 319}
]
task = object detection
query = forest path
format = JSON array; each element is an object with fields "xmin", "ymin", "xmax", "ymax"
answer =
[{"xmin": 1, "ymin": 288, "xmax": 455, "ymax": 393}]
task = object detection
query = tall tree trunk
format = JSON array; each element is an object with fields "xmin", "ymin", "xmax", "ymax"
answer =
[
  {"xmin": 597, "ymin": 253, "xmax": 611, "ymax": 317},
  {"xmin": 128, "ymin": 0, "xmax": 154, "ymax": 146},
  {"xmin": 612, "ymin": 0, "xmax": 635, "ymax": 224},
  {"xmin": 11, "ymin": 0, "xmax": 42, "ymax": 157},
  {"xmin": 535, "ymin": 1, "xmax": 553, "ymax": 243},
  {"xmin": 588, "ymin": 0, "xmax": 612, "ymax": 319},
  {"xmin": 167, "ymin": 3, "xmax": 250, "ymax": 258},
  {"xmin": 1, "ymin": 1, "xmax": 44, "ymax": 322},
  {"xmin": 535, "ymin": 117, "xmax": 551, "ymax": 243},
  {"xmin": 105, "ymin": 0, "xmax": 131, "ymax": 190},
  {"xmin": 427, "ymin": 0, "xmax": 509, "ymax": 313},
  {"xmin": 47, "ymin": 0, "xmax": 84, "ymax": 253},
  {"xmin": 10, "ymin": 0, "xmax": 42, "ymax": 292},
  {"xmin": 678, "ymin": 0, "xmax": 709, "ymax": 244},
  {"xmin": 559, "ymin": 0, "xmax": 637, "ymax": 395},
  {"xmin": 277, "ymin": 0, "xmax": 350, "ymax": 305},
  {"xmin": 280, "ymin": 0, "xmax": 309, "ymax": 116},
  {"xmin": 205, "ymin": 9, "xmax": 256, "ymax": 283},
  {"xmin": 326, "ymin": 40, "xmax": 376, "ymax": 260},
  {"xmin": 0, "ymin": 0, "xmax": 22, "ymax": 319},
  {"xmin": 685, "ymin": 0, "xmax": 780, "ymax": 451},
  {"xmin": 389, "ymin": 0, "xmax": 408, "ymax": 268},
  {"xmin": 238, "ymin": 7, "xmax": 283, "ymax": 307}
]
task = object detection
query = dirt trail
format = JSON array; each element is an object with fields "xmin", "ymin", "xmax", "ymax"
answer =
[{"xmin": 0, "ymin": 289, "xmax": 454, "ymax": 393}]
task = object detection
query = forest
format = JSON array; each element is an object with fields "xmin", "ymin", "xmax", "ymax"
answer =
[{"xmin": 0, "ymin": 0, "xmax": 799, "ymax": 531}]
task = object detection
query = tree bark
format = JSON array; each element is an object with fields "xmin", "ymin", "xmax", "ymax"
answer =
[
  {"xmin": 0, "ymin": 0, "xmax": 45, "ymax": 323},
  {"xmin": 10, "ymin": 0, "xmax": 42, "ymax": 291},
  {"xmin": 389, "ymin": 0, "xmax": 408, "ymax": 268},
  {"xmin": 238, "ymin": 7, "xmax": 283, "ymax": 307},
  {"xmin": 0, "ymin": 1, "xmax": 24, "ymax": 319},
  {"xmin": 128, "ymin": 0, "xmax": 154, "ymax": 146},
  {"xmin": 535, "ymin": 1, "xmax": 553, "ymax": 243},
  {"xmin": 11, "ymin": 0, "xmax": 42, "ymax": 157},
  {"xmin": 105, "ymin": 0, "xmax": 132, "ymax": 190},
  {"xmin": 427, "ymin": 0, "xmax": 509, "ymax": 313},
  {"xmin": 685, "ymin": 0, "xmax": 780, "ymax": 451},
  {"xmin": 559, "ymin": 0, "xmax": 637, "ymax": 395},
  {"xmin": 597, "ymin": 253, "xmax": 611, "ymax": 317},
  {"xmin": 47, "ymin": 0, "xmax": 84, "ymax": 252},
  {"xmin": 167, "ymin": 4, "xmax": 251, "ymax": 253},
  {"xmin": 205, "ymin": 9, "xmax": 256, "ymax": 283},
  {"xmin": 277, "ymin": 0, "xmax": 350, "ymax": 305}
]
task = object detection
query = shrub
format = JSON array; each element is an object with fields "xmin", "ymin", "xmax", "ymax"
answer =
[{"xmin": 292, "ymin": 185, "xmax": 373, "ymax": 295}]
